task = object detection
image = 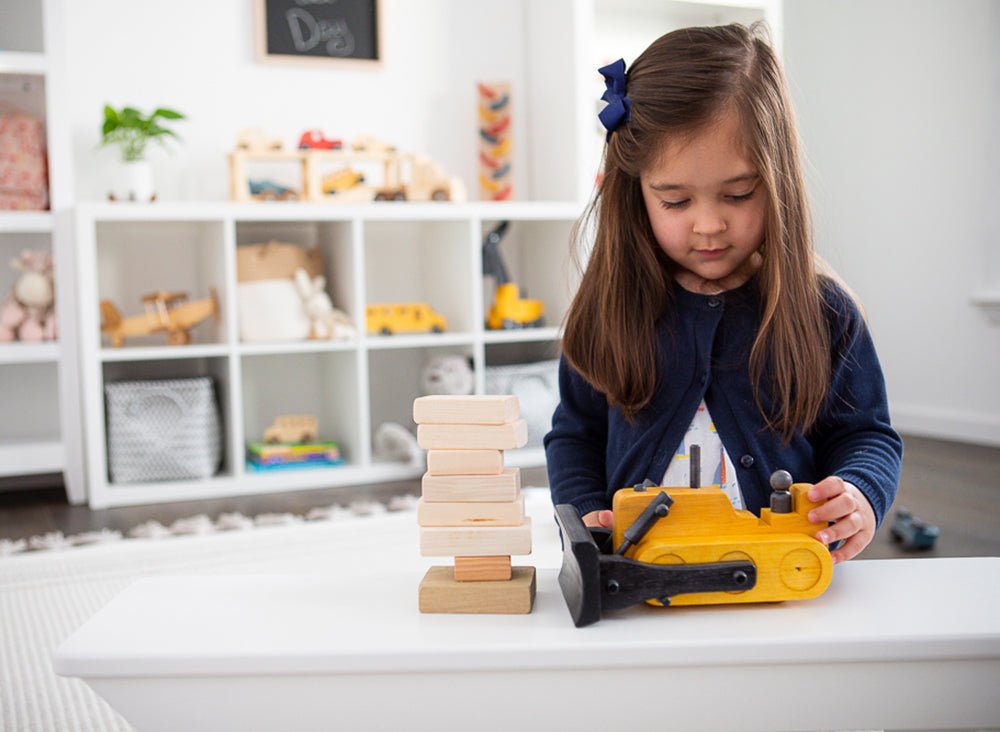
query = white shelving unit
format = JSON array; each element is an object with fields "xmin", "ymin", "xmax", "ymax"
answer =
[
  {"xmin": 75, "ymin": 201, "xmax": 581, "ymax": 508},
  {"xmin": 0, "ymin": 0, "xmax": 84, "ymax": 500}
]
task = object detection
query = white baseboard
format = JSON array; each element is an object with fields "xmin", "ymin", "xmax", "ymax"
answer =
[{"xmin": 891, "ymin": 403, "xmax": 1000, "ymax": 448}]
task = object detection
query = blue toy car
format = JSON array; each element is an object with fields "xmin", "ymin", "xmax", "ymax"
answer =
[
  {"xmin": 889, "ymin": 508, "xmax": 940, "ymax": 551},
  {"xmin": 248, "ymin": 179, "xmax": 297, "ymax": 201}
]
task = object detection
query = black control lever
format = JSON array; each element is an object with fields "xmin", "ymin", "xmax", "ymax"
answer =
[{"xmin": 615, "ymin": 491, "xmax": 673, "ymax": 555}]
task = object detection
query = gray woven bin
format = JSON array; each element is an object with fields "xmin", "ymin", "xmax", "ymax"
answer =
[{"xmin": 105, "ymin": 377, "xmax": 223, "ymax": 484}]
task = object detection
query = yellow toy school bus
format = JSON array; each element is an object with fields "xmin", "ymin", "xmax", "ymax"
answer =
[{"xmin": 366, "ymin": 303, "xmax": 448, "ymax": 335}]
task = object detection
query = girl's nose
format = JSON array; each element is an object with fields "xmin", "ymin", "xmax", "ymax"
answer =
[{"xmin": 692, "ymin": 208, "xmax": 728, "ymax": 236}]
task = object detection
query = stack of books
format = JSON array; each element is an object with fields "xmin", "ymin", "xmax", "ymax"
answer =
[{"xmin": 245, "ymin": 441, "xmax": 344, "ymax": 472}]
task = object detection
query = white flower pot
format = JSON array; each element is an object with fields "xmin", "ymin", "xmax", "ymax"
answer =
[{"xmin": 110, "ymin": 161, "xmax": 155, "ymax": 202}]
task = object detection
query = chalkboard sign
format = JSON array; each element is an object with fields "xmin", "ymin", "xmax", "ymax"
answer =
[{"xmin": 257, "ymin": 0, "xmax": 380, "ymax": 64}]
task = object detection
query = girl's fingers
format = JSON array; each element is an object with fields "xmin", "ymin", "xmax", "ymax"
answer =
[
  {"xmin": 808, "ymin": 491, "xmax": 858, "ymax": 524},
  {"xmin": 807, "ymin": 475, "xmax": 846, "ymax": 503},
  {"xmin": 581, "ymin": 509, "xmax": 614, "ymax": 529},
  {"xmin": 815, "ymin": 510, "xmax": 863, "ymax": 545},
  {"xmin": 831, "ymin": 531, "xmax": 869, "ymax": 564}
]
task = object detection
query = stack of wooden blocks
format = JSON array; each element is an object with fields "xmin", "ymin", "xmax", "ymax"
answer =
[{"xmin": 415, "ymin": 395, "xmax": 535, "ymax": 614}]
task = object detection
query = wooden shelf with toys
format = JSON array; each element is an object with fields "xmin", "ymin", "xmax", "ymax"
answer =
[{"xmin": 74, "ymin": 201, "xmax": 581, "ymax": 507}]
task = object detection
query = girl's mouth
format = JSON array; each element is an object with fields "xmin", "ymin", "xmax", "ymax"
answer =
[{"xmin": 695, "ymin": 248, "xmax": 727, "ymax": 259}]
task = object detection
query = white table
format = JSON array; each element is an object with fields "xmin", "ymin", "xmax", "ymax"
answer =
[{"xmin": 54, "ymin": 490, "xmax": 1000, "ymax": 732}]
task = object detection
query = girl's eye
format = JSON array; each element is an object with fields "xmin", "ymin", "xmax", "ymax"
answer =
[
  {"xmin": 660, "ymin": 199, "xmax": 689, "ymax": 210},
  {"xmin": 726, "ymin": 189, "xmax": 756, "ymax": 203}
]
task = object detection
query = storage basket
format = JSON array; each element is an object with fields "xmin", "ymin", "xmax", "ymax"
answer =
[
  {"xmin": 105, "ymin": 377, "xmax": 223, "ymax": 483},
  {"xmin": 484, "ymin": 359, "xmax": 560, "ymax": 448}
]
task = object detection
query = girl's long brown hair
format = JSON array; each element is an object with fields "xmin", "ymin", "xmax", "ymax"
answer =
[{"xmin": 563, "ymin": 23, "xmax": 831, "ymax": 441}]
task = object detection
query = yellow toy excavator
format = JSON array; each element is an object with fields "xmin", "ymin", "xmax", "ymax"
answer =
[
  {"xmin": 555, "ymin": 446, "xmax": 834, "ymax": 627},
  {"xmin": 482, "ymin": 221, "xmax": 544, "ymax": 330}
]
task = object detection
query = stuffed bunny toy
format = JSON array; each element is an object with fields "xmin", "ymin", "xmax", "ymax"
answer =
[{"xmin": 293, "ymin": 267, "xmax": 355, "ymax": 340}]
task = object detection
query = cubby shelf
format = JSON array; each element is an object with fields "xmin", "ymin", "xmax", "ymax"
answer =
[
  {"xmin": 0, "ymin": 211, "xmax": 54, "ymax": 233},
  {"xmin": 0, "ymin": 342, "xmax": 59, "ymax": 364},
  {"xmin": 0, "ymin": 50, "xmax": 47, "ymax": 74},
  {"xmin": 0, "ymin": 438, "xmax": 64, "ymax": 477},
  {"xmin": 75, "ymin": 201, "xmax": 581, "ymax": 508}
]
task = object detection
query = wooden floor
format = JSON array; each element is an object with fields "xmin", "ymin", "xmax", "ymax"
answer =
[{"xmin": 1, "ymin": 435, "xmax": 998, "ymax": 560}]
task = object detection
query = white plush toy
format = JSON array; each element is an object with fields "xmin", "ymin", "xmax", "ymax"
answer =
[
  {"xmin": 293, "ymin": 268, "xmax": 356, "ymax": 340},
  {"xmin": 420, "ymin": 354, "xmax": 474, "ymax": 396},
  {"xmin": 0, "ymin": 250, "xmax": 56, "ymax": 342}
]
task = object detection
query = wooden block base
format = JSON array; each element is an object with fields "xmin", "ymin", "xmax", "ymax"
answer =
[{"xmin": 418, "ymin": 565, "xmax": 536, "ymax": 614}]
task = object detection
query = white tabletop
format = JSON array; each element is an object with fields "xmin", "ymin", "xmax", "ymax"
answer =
[{"xmin": 55, "ymin": 556, "xmax": 1000, "ymax": 678}]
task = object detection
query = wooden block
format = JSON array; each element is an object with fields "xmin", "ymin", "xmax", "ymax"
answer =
[
  {"xmin": 422, "ymin": 467, "xmax": 520, "ymax": 502},
  {"xmin": 420, "ymin": 518, "xmax": 532, "ymax": 557},
  {"xmin": 417, "ymin": 494, "xmax": 525, "ymax": 527},
  {"xmin": 419, "ymin": 565, "xmax": 535, "ymax": 613},
  {"xmin": 454, "ymin": 555, "xmax": 512, "ymax": 581},
  {"xmin": 413, "ymin": 395, "xmax": 520, "ymax": 425},
  {"xmin": 426, "ymin": 449, "xmax": 503, "ymax": 476},
  {"xmin": 417, "ymin": 419, "xmax": 527, "ymax": 450}
]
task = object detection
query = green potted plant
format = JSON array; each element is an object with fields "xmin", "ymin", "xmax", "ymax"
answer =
[{"xmin": 100, "ymin": 105, "xmax": 185, "ymax": 202}]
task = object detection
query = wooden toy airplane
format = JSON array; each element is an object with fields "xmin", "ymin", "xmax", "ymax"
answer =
[
  {"xmin": 100, "ymin": 289, "xmax": 219, "ymax": 347},
  {"xmin": 555, "ymin": 448, "xmax": 833, "ymax": 627}
]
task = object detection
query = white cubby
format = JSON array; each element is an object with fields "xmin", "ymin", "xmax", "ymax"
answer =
[
  {"xmin": 241, "ymin": 350, "xmax": 362, "ymax": 466},
  {"xmin": 75, "ymin": 201, "xmax": 581, "ymax": 508},
  {"xmin": 0, "ymin": 0, "xmax": 83, "ymax": 500}
]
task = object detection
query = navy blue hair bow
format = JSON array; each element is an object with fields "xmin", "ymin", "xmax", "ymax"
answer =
[{"xmin": 598, "ymin": 58, "xmax": 631, "ymax": 139}]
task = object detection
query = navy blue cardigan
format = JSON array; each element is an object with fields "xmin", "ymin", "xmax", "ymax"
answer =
[{"xmin": 545, "ymin": 277, "xmax": 903, "ymax": 527}]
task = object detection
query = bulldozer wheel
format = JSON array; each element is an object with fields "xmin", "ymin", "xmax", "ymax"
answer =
[
  {"xmin": 431, "ymin": 190, "xmax": 449, "ymax": 201},
  {"xmin": 380, "ymin": 326, "xmax": 392, "ymax": 335}
]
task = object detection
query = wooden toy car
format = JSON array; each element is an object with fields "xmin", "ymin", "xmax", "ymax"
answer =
[
  {"xmin": 890, "ymin": 508, "xmax": 939, "ymax": 550},
  {"xmin": 366, "ymin": 303, "xmax": 447, "ymax": 335},
  {"xmin": 236, "ymin": 128, "xmax": 283, "ymax": 152},
  {"xmin": 555, "ymin": 464, "xmax": 834, "ymax": 627},
  {"xmin": 373, "ymin": 154, "xmax": 465, "ymax": 202},
  {"xmin": 100, "ymin": 289, "xmax": 219, "ymax": 347},
  {"xmin": 248, "ymin": 179, "xmax": 298, "ymax": 201},
  {"xmin": 298, "ymin": 130, "xmax": 343, "ymax": 150},
  {"xmin": 263, "ymin": 414, "xmax": 319, "ymax": 444}
]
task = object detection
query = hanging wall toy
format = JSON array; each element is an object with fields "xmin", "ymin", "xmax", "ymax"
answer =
[{"xmin": 477, "ymin": 82, "xmax": 512, "ymax": 201}]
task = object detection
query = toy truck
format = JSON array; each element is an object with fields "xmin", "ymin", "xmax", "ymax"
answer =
[
  {"xmin": 555, "ymin": 458, "xmax": 834, "ymax": 627},
  {"xmin": 263, "ymin": 415, "xmax": 319, "ymax": 444}
]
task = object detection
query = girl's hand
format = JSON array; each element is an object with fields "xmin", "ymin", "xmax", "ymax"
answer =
[
  {"xmin": 807, "ymin": 476, "xmax": 876, "ymax": 564},
  {"xmin": 582, "ymin": 509, "xmax": 614, "ymax": 530}
]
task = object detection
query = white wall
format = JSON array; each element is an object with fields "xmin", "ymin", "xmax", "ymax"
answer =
[
  {"xmin": 63, "ymin": 0, "xmax": 574, "ymax": 202},
  {"xmin": 784, "ymin": 0, "xmax": 1000, "ymax": 446}
]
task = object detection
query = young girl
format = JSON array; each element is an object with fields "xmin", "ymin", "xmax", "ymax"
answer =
[{"xmin": 544, "ymin": 23, "xmax": 903, "ymax": 565}]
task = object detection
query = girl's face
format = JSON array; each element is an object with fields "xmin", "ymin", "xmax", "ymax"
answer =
[{"xmin": 640, "ymin": 110, "xmax": 767, "ymax": 294}]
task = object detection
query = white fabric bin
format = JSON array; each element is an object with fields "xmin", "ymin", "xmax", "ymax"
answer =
[{"xmin": 105, "ymin": 377, "xmax": 223, "ymax": 484}]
